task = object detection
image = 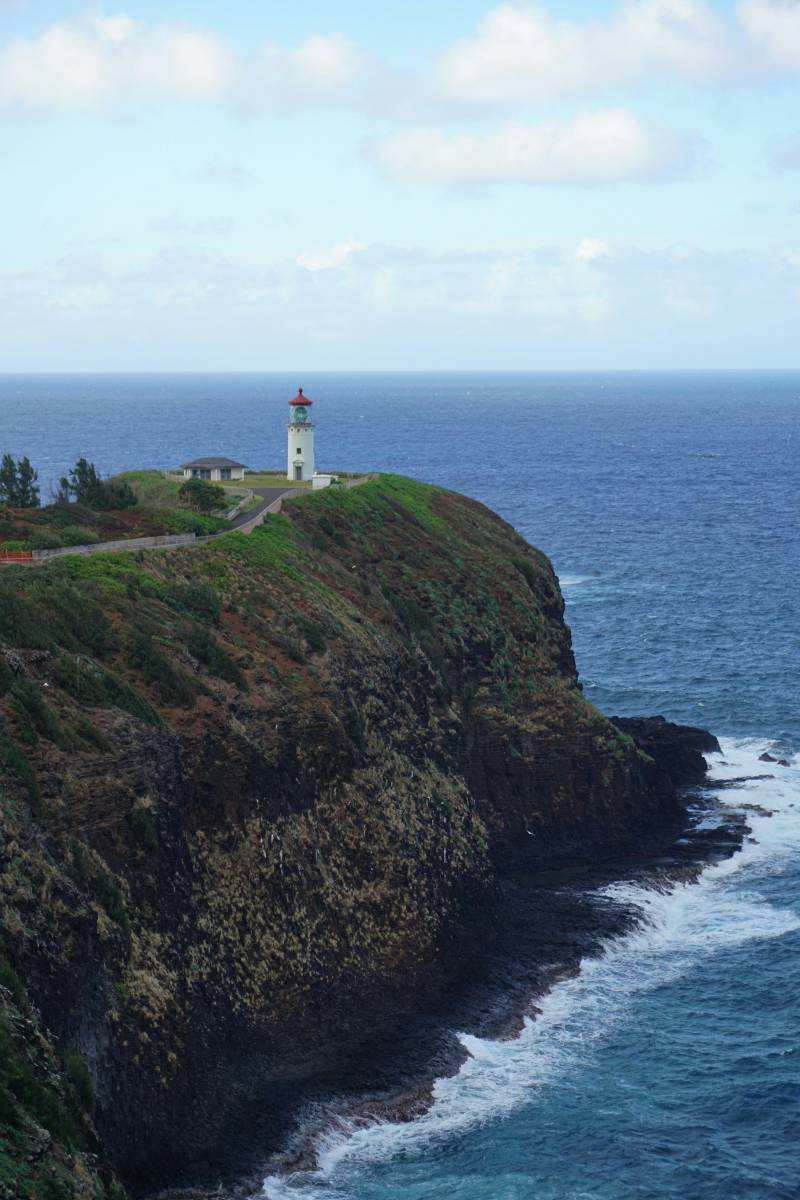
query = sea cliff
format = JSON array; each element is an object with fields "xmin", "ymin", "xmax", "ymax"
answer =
[{"xmin": 0, "ymin": 476, "xmax": 716, "ymax": 1198}]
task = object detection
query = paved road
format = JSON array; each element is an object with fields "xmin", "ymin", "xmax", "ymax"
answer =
[{"xmin": 228, "ymin": 486, "xmax": 293, "ymax": 530}]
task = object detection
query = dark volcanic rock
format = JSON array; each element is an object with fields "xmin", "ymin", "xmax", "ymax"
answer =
[
  {"xmin": 611, "ymin": 714, "xmax": 720, "ymax": 788},
  {"xmin": 0, "ymin": 478, "xmax": 723, "ymax": 1199}
]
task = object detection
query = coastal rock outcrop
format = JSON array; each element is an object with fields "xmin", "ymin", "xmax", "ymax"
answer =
[{"xmin": 0, "ymin": 476, "xmax": 716, "ymax": 1197}]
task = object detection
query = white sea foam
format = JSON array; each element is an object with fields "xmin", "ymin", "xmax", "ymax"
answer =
[
  {"xmin": 261, "ymin": 738, "xmax": 800, "ymax": 1200},
  {"xmin": 558, "ymin": 573, "xmax": 595, "ymax": 589}
]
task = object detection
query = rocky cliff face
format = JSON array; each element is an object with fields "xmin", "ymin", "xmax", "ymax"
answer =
[{"xmin": 0, "ymin": 477, "xmax": 713, "ymax": 1197}]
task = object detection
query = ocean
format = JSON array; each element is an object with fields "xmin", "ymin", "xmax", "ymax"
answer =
[{"xmin": 2, "ymin": 370, "xmax": 799, "ymax": 1199}]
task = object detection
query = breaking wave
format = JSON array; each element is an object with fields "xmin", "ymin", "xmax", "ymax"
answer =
[{"xmin": 262, "ymin": 738, "xmax": 800, "ymax": 1200}]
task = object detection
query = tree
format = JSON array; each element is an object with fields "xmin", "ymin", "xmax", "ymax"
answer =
[
  {"xmin": 61, "ymin": 458, "xmax": 101, "ymax": 506},
  {"xmin": 0, "ymin": 453, "xmax": 40, "ymax": 508},
  {"xmin": 179, "ymin": 478, "xmax": 229, "ymax": 513},
  {"xmin": 61, "ymin": 458, "xmax": 136, "ymax": 511},
  {"xmin": 15, "ymin": 457, "xmax": 40, "ymax": 508},
  {"xmin": 0, "ymin": 454, "xmax": 16, "ymax": 505}
]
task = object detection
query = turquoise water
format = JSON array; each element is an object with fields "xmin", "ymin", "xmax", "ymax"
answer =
[{"xmin": 2, "ymin": 371, "xmax": 799, "ymax": 1198}]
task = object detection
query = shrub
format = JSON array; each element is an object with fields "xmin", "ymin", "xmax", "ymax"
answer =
[
  {"xmin": 153, "ymin": 508, "xmax": 229, "ymax": 535},
  {"xmin": 163, "ymin": 582, "xmax": 220, "ymax": 624},
  {"xmin": 28, "ymin": 529, "xmax": 63, "ymax": 551},
  {"xmin": 179, "ymin": 477, "xmax": 229, "ymax": 513},
  {"xmin": 317, "ymin": 514, "xmax": 344, "ymax": 545},
  {"xmin": 9, "ymin": 678, "xmax": 64, "ymax": 744},
  {"xmin": 72, "ymin": 715, "xmax": 112, "ymax": 752},
  {"xmin": 0, "ymin": 958, "xmax": 27, "ymax": 1009},
  {"xmin": 294, "ymin": 615, "xmax": 327, "ymax": 655},
  {"xmin": 186, "ymin": 625, "xmax": 247, "ymax": 689},
  {"xmin": 127, "ymin": 632, "xmax": 194, "ymax": 707},
  {"xmin": 276, "ymin": 633, "xmax": 305, "ymax": 664},
  {"xmin": 0, "ymin": 655, "xmax": 12, "ymax": 696},
  {"xmin": 512, "ymin": 555, "xmax": 539, "ymax": 592},
  {"xmin": 63, "ymin": 1052, "xmax": 93, "ymax": 1111},
  {"xmin": 128, "ymin": 804, "xmax": 158, "ymax": 851},
  {"xmin": 0, "ymin": 735, "xmax": 40, "ymax": 807},
  {"xmin": 0, "ymin": 1012, "xmax": 81, "ymax": 1148},
  {"xmin": 60, "ymin": 525, "xmax": 99, "ymax": 547},
  {"xmin": 343, "ymin": 703, "xmax": 366, "ymax": 752},
  {"xmin": 51, "ymin": 656, "xmax": 161, "ymax": 726},
  {"xmin": 0, "ymin": 580, "xmax": 112, "ymax": 655},
  {"xmin": 69, "ymin": 838, "xmax": 128, "ymax": 929},
  {"xmin": 379, "ymin": 580, "xmax": 434, "ymax": 638}
]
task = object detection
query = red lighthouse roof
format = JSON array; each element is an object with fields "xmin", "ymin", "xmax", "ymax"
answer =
[{"xmin": 289, "ymin": 387, "xmax": 313, "ymax": 407}]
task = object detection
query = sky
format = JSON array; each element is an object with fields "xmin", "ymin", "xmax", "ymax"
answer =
[{"xmin": 1, "ymin": 0, "xmax": 799, "ymax": 370}]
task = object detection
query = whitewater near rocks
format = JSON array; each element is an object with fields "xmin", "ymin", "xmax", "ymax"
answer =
[{"xmin": 263, "ymin": 739, "xmax": 800, "ymax": 1200}]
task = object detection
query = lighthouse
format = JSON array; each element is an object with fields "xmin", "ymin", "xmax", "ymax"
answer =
[{"xmin": 287, "ymin": 387, "xmax": 316, "ymax": 482}]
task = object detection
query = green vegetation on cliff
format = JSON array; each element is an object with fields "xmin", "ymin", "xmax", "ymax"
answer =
[{"xmin": 0, "ymin": 474, "xmax": 662, "ymax": 1194}]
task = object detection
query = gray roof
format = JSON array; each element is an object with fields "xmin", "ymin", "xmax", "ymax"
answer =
[{"xmin": 180, "ymin": 457, "xmax": 248, "ymax": 469}]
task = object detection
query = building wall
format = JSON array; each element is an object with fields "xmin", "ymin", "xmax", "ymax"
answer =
[
  {"xmin": 183, "ymin": 467, "xmax": 244, "ymax": 482},
  {"xmin": 287, "ymin": 423, "xmax": 316, "ymax": 482}
]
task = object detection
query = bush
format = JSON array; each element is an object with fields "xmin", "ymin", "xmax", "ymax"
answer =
[
  {"xmin": 63, "ymin": 1052, "xmax": 93, "ymax": 1111},
  {"xmin": 512, "ymin": 555, "xmax": 540, "ymax": 592},
  {"xmin": 127, "ymin": 632, "xmax": 194, "ymax": 707},
  {"xmin": 28, "ymin": 529, "xmax": 63, "ymax": 551},
  {"xmin": 72, "ymin": 715, "xmax": 112, "ymax": 752},
  {"xmin": 163, "ymin": 582, "xmax": 220, "ymax": 624},
  {"xmin": 37, "ymin": 582, "xmax": 113, "ymax": 655},
  {"xmin": 0, "ymin": 958, "xmax": 27, "ymax": 1009},
  {"xmin": 0, "ymin": 655, "xmax": 13, "ymax": 696},
  {"xmin": 179, "ymin": 477, "xmax": 229, "ymax": 513},
  {"xmin": 60, "ymin": 525, "xmax": 99, "ymax": 547},
  {"xmin": 69, "ymin": 838, "xmax": 128, "ymax": 929},
  {"xmin": 0, "ymin": 735, "xmax": 40, "ymax": 807},
  {"xmin": 128, "ymin": 804, "xmax": 158, "ymax": 851},
  {"xmin": 295, "ymin": 615, "xmax": 327, "ymax": 655},
  {"xmin": 0, "ymin": 1012, "xmax": 81, "ymax": 1148},
  {"xmin": 186, "ymin": 624, "xmax": 247, "ymax": 689},
  {"xmin": 9, "ymin": 678, "xmax": 64, "ymax": 744},
  {"xmin": 153, "ymin": 508, "xmax": 229, "ymax": 536},
  {"xmin": 51, "ymin": 656, "xmax": 161, "ymax": 726},
  {"xmin": 0, "ymin": 580, "xmax": 112, "ymax": 655}
]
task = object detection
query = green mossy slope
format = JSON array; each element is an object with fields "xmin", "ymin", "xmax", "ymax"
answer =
[{"xmin": 0, "ymin": 475, "xmax": 666, "ymax": 1193}]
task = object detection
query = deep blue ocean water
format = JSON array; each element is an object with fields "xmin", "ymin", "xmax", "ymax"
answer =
[{"xmin": 1, "ymin": 371, "xmax": 799, "ymax": 1199}]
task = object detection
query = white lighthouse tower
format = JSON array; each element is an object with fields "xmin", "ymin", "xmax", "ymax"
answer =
[{"xmin": 287, "ymin": 387, "xmax": 315, "ymax": 482}]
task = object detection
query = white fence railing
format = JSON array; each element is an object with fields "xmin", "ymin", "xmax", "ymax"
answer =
[{"xmin": 31, "ymin": 533, "xmax": 197, "ymax": 560}]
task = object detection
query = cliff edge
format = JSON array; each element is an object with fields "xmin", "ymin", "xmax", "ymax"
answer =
[{"xmin": 0, "ymin": 476, "xmax": 715, "ymax": 1197}]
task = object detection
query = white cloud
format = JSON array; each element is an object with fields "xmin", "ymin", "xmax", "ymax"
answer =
[
  {"xmin": 296, "ymin": 238, "xmax": 366, "ymax": 272},
  {"xmin": 373, "ymin": 109, "xmax": 694, "ymax": 186},
  {"xmin": 0, "ymin": 15, "xmax": 366, "ymax": 113},
  {"xmin": 239, "ymin": 33, "xmax": 367, "ymax": 110},
  {"xmin": 662, "ymin": 274, "xmax": 714, "ymax": 317},
  {"xmin": 738, "ymin": 0, "xmax": 800, "ymax": 70},
  {"xmin": 0, "ymin": 15, "xmax": 234, "ymax": 110},
  {"xmin": 3, "ymin": 240, "xmax": 798, "ymax": 368},
  {"xmin": 576, "ymin": 237, "xmax": 611, "ymax": 261},
  {"xmin": 47, "ymin": 283, "xmax": 111, "ymax": 311},
  {"xmin": 438, "ymin": 1, "xmax": 729, "ymax": 104}
]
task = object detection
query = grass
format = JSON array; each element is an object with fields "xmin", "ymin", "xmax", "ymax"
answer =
[
  {"xmin": 243, "ymin": 472, "xmax": 311, "ymax": 488},
  {"xmin": 116, "ymin": 469, "xmax": 183, "ymax": 508},
  {"xmin": 236, "ymin": 493, "xmax": 263, "ymax": 513}
]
